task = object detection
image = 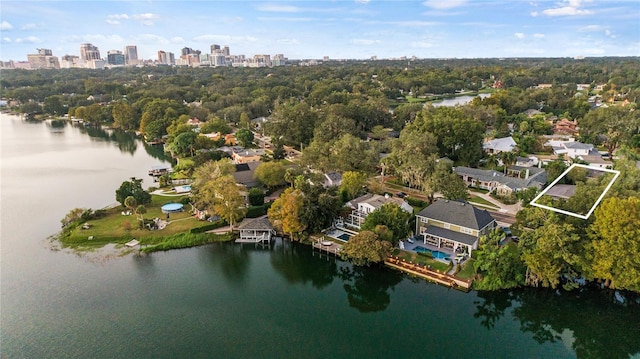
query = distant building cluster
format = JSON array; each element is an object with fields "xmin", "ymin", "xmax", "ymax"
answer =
[{"xmin": 1, "ymin": 43, "xmax": 290, "ymax": 70}]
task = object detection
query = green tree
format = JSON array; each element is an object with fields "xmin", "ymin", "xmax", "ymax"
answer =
[
  {"xmin": 361, "ymin": 203, "xmax": 411, "ymax": 245},
  {"xmin": 112, "ymin": 102, "xmax": 138, "ymax": 131},
  {"xmin": 124, "ymin": 196, "xmax": 137, "ymax": 212},
  {"xmin": 268, "ymin": 188, "xmax": 307, "ymax": 240},
  {"xmin": 135, "ymin": 204, "xmax": 147, "ymax": 227},
  {"xmin": 340, "ymin": 230, "xmax": 392, "ymax": 266},
  {"xmin": 473, "ymin": 229, "xmax": 526, "ymax": 290},
  {"xmin": 60, "ymin": 207, "xmax": 89, "ymax": 227},
  {"xmin": 254, "ymin": 161, "xmax": 286, "ymax": 188},
  {"xmin": 115, "ymin": 177, "xmax": 151, "ymax": 206},
  {"xmin": 171, "ymin": 131, "xmax": 198, "ymax": 157},
  {"xmin": 499, "ymin": 151, "xmax": 517, "ymax": 173},
  {"xmin": 580, "ymin": 106, "xmax": 640, "ymax": 158},
  {"xmin": 235, "ymin": 128, "xmax": 254, "ymax": 147},
  {"xmin": 520, "ymin": 222, "xmax": 585, "ymax": 290},
  {"xmin": 587, "ymin": 197, "xmax": 640, "ymax": 292},
  {"xmin": 211, "ymin": 175, "xmax": 247, "ymax": 227},
  {"xmin": 339, "ymin": 171, "xmax": 368, "ymax": 200},
  {"xmin": 248, "ymin": 187, "xmax": 265, "ymax": 206}
]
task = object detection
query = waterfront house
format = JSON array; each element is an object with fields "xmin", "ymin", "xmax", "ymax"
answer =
[
  {"xmin": 415, "ymin": 199, "xmax": 497, "ymax": 256},
  {"xmin": 237, "ymin": 217, "xmax": 275, "ymax": 243},
  {"xmin": 546, "ymin": 140, "xmax": 595, "ymax": 159},
  {"xmin": 339, "ymin": 193, "xmax": 413, "ymax": 229}
]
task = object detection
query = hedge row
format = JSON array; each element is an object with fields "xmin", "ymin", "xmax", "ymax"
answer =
[{"xmin": 189, "ymin": 220, "xmax": 227, "ymax": 234}]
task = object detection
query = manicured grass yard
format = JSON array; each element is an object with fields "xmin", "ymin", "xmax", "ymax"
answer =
[
  {"xmin": 60, "ymin": 194, "xmax": 228, "ymax": 251},
  {"xmin": 391, "ymin": 249, "xmax": 451, "ymax": 272},
  {"xmin": 468, "ymin": 195, "xmax": 500, "ymax": 209},
  {"xmin": 455, "ymin": 258, "xmax": 476, "ymax": 280}
]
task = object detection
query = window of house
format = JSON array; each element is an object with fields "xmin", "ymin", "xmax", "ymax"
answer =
[
  {"xmin": 460, "ymin": 227, "xmax": 473, "ymax": 234},
  {"xmin": 443, "ymin": 223, "xmax": 450, "ymax": 229}
]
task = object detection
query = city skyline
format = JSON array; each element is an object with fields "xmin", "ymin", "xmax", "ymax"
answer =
[{"xmin": 1, "ymin": 0, "xmax": 639, "ymax": 62}]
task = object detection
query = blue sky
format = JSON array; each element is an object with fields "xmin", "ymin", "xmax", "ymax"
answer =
[{"xmin": 0, "ymin": 0, "xmax": 638, "ymax": 61}]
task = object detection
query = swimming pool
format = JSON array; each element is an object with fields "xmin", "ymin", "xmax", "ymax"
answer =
[
  {"xmin": 414, "ymin": 246, "xmax": 451, "ymax": 260},
  {"xmin": 337, "ymin": 233, "xmax": 352, "ymax": 241}
]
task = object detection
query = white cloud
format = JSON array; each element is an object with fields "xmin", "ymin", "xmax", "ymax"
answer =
[
  {"xmin": 531, "ymin": 11, "xmax": 539, "ymax": 17},
  {"xmin": 350, "ymin": 38, "xmax": 381, "ymax": 45},
  {"xmin": 355, "ymin": 0, "xmax": 370, "ymax": 4},
  {"xmin": 277, "ymin": 38, "xmax": 300, "ymax": 45},
  {"xmin": 15, "ymin": 36, "xmax": 41, "ymax": 44},
  {"xmin": 171, "ymin": 37, "xmax": 185, "ymax": 44},
  {"xmin": 193, "ymin": 34, "xmax": 258, "ymax": 44},
  {"xmin": 0, "ymin": 21, "xmax": 13, "ymax": 30},
  {"xmin": 106, "ymin": 13, "xmax": 158, "ymax": 26},
  {"xmin": 2, "ymin": 37, "xmax": 11, "ymax": 43},
  {"xmin": 257, "ymin": 17, "xmax": 314, "ymax": 22},
  {"xmin": 533, "ymin": 33, "xmax": 545, "ymax": 38},
  {"xmin": 256, "ymin": 4, "xmax": 300, "ymax": 13},
  {"xmin": 541, "ymin": 0, "xmax": 593, "ymax": 16},
  {"xmin": 411, "ymin": 40, "xmax": 434, "ymax": 48},
  {"xmin": 579, "ymin": 24, "xmax": 604, "ymax": 32},
  {"xmin": 21, "ymin": 23, "xmax": 37, "ymax": 30},
  {"xmin": 514, "ymin": 32, "xmax": 525, "ymax": 39},
  {"xmin": 423, "ymin": 0, "xmax": 467, "ymax": 10},
  {"xmin": 132, "ymin": 13, "xmax": 158, "ymax": 26}
]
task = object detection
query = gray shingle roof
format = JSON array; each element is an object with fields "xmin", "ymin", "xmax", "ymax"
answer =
[
  {"xmin": 238, "ymin": 217, "xmax": 273, "ymax": 231},
  {"xmin": 423, "ymin": 226, "xmax": 479, "ymax": 246},
  {"xmin": 416, "ymin": 199, "xmax": 495, "ymax": 230}
]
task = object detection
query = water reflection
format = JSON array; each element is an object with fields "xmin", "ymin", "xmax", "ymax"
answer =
[
  {"xmin": 270, "ymin": 239, "xmax": 338, "ymax": 290},
  {"xmin": 199, "ymin": 243, "xmax": 251, "ymax": 287},
  {"xmin": 339, "ymin": 265, "xmax": 403, "ymax": 313},
  {"xmin": 474, "ymin": 288, "xmax": 640, "ymax": 358}
]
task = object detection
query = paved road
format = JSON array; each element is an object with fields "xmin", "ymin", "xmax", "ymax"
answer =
[{"xmin": 487, "ymin": 210, "xmax": 517, "ymax": 225}]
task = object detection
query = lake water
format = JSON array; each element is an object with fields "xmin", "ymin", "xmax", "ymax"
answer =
[
  {"xmin": 2, "ymin": 113, "xmax": 639, "ymax": 358},
  {"xmin": 431, "ymin": 93, "xmax": 491, "ymax": 107}
]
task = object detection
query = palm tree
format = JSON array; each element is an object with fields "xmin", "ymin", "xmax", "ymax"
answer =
[{"xmin": 500, "ymin": 151, "xmax": 517, "ymax": 174}]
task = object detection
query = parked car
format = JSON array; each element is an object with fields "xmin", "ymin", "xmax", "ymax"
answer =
[
  {"xmin": 511, "ymin": 236, "xmax": 520, "ymax": 243},
  {"xmin": 396, "ymin": 191, "xmax": 407, "ymax": 198},
  {"xmin": 501, "ymin": 226, "xmax": 512, "ymax": 237}
]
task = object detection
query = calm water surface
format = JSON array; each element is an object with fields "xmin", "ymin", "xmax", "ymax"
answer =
[{"xmin": 1, "ymin": 114, "xmax": 639, "ymax": 358}]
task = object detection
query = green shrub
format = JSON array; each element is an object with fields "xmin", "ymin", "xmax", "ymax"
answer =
[
  {"xmin": 246, "ymin": 202, "xmax": 273, "ymax": 218},
  {"xmin": 180, "ymin": 196, "xmax": 191, "ymax": 205},
  {"xmin": 406, "ymin": 196, "xmax": 427, "ymax": 207},
  {"xmin": 189, "ymin": 220, "xmax": 227, "ymax": 234}
]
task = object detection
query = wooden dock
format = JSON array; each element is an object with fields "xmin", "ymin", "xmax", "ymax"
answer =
[
  {"xmin": 312, "ymin": 239, "xmax": 342, "ymax": 256},
  {"xmin": 384, "ymin": 256, "xmax": 472, "ymax": 292}
]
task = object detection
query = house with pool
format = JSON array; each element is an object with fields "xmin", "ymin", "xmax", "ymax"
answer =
[
  {"xmin": 338, "ymin": 193, "xmax": 413, "ymax": 229},
  {"xmin": 414, "ymin": 199, "xmax": 497, "ymax": 257}
]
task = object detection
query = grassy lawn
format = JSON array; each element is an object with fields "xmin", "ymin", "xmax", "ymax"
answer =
[
  {"xmin": 455, "ymin": 259, "xmax": 476, "ymax": 280},
  {"xmin": 60, "ymin": 194, "xmax": 221, "ymax": 250},
  {"xmin": 391, "ymin": 249, "xmax": 451, "ymax": 272},
  {"xmin": 468, "ymin": 195, "xmax": 500, "ymax": 209},
  {"xmin": 406, "ymin": 96, "xmax": 428, "ymax": 103},
  {"xmin": 468, "ymin": 187, "xmax": 490, "ymax": 194}
]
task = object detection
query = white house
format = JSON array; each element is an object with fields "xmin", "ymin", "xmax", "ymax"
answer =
[
  {"xmin": 339, "ymin": 193, "xmax": 413, "ymax": 229},
  {"xmin": 546, "ymin": 140, "xmax": 595, "ymax": 159},
  {"xmin": 483, "ymin": 136, "xmax": 517, "ymax": 155}
]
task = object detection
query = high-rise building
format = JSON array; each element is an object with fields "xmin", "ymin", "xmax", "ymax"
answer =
[
  {"xmin": 60, "ymin": 55, "xmax": 81, "ymax": 68},
  {"xmin": 223, "ymin": 46, "xmax": 230, "ymax": 56},
  {"xmin": 80, "ymin": 43, "xmax": 101, "ymax": 61},
  {"xmin": 157, "ymin": 50, "xmax": 167, "ymax": 64},
  {"xmin": 181, "ymin": 47, "xmax": 194, "ymax": 56},
  {"xmin": 107, "ymin": 50, "xmax": 125, "ymax": 66},
  {"xmin": 125, "ymin": 45, "xmax": 138, "ymax": 65},
  {"xmin": 210, "ymin": 44, "xmax": 220, "ymax": 54},
  {"xmin": 27, "ymin": 48, "xmax": 60, "ymax": 69}
]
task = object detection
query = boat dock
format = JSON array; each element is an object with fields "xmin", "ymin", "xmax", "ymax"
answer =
[{"xmin": 384, "ymin": 256, "xmax": 472, "ymax": 292}]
